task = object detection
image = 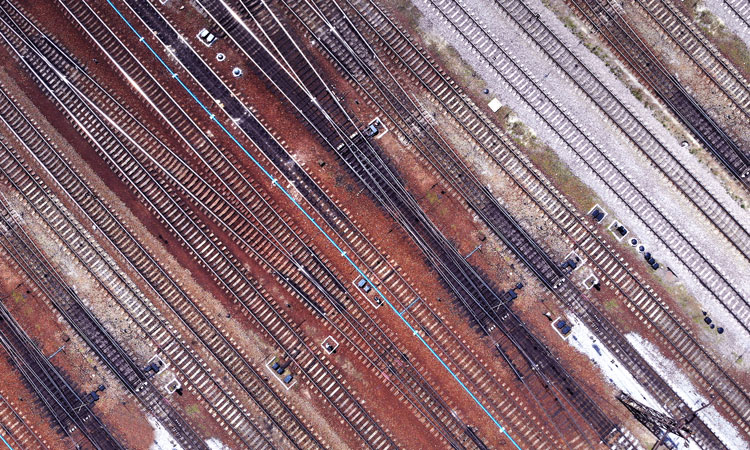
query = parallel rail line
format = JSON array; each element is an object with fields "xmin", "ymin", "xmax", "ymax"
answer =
[
  {"xmin": 722, "ymin": 0, "xmax": 750, "ymax": 31},
  {"xmin": 0, "ymin": 153, "xmax": 203, "ymax": 449},
  {"xmin": 635, "ymin": 0, "xmax": 750, "ymax": 117},
  {"xmin": 196, "ymin": 0, "xmax": 636, "ymax": 446},
  {"xmin": 493, "ymin": 0, "xmax": 750, "ymax": 262},
  {"xmin": 0, "ymin": 201, "xmax": 125, "ymax": 450},
  {"xmin": 107, "ymin": 0, "xmax": 582, "ymax": 446},
  {"xmin": 172, "ymin": 0, "xmax": 600, "ymax": 442},
  {"xmin": 5, "ymin": 1, "xmax": 396, "ymax": 448},
  {"xmin": 1, "ymin": 3, "xmax": 332, "ymax": 446},
  {"xmin": 422, "ymin": 0, "xmax": 750, "ymax": 335},
  {"xmin": 57, "ymin": 2, "xmax": 493, "ymax": 447},
  {"xmin": 96, "ymin": 0, "xmax": 593, "ymax": 445},
  {"xmin": 223, "ymin": 0, "xmax": 600, "ymax": 445},
  {"xmin": 566, "ymin": 0, "xmax": 750, "ymax": 188},
  {"xmin": 82, "ymin": 0, "xmax": 507, "ymax": 446},
  {"xmin": 0, "ymin": 3, "xmax": 339, "ymax": 449},
  {"xmin": 0, "ymin": 83, "xmax": 288, "ymax": 449},
  {"xmin": 0, "ymin": 392, "xmax": 48, "ymax": 450},
  {"xmin": 275, "ymin": 0, "xmax": 749, "ymax": 446}
]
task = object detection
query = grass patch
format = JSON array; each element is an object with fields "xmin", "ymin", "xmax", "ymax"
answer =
[
  {"xmin": 11, "ymin": 290, "xmax": 24, "ymax": 304},
  {"xmin": 586, "ymin": 44, "xmax": 606, "ymax": 60},
  {"xmin": 562, "ymin": 16, "xmax": 582, "ymax": 39},
  {"xmin": 185, "ymin": 404, "xmax": 201, "ymax": 416},
  {"xmin": 606, "ymin": 61, "xmax": 624, "ymax": 79},
  {"xmin": 424, "ymin": 38, "xmax": 487, "ymax": 93},
  {"xmin": 693, "ymin": 7, "xmax": 750, "ymax": 78},
  {"xmin": 630, "ymin": 87, "xmax": 644, "ymax": 102},
  {"xmin": 496, "ymin": 105, "xmax": 605, "ymax": 210},
  {"xmin": 525, "ymin": 145, "xmax": 602, "ymax": 209},
  {"xmin": 727, "ymin": 190, "xmax": 747, "ymax": 209},
  {"xmin": 390, "ymin": 0, "xmax": 423, "ymax": 31},
  {"xmin": 681, "ymin": 0, "xmax": 701, "ymax": 18},
  {"xmin": 510, "ymin": 121, "xmax": 526, "ymax": 137}
]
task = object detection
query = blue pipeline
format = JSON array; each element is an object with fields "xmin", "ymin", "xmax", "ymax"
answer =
[
  {"xmin": 0, "ymin": 428, "xmax": 14, "ymax": 450},
  {"xmin": 104, "ymin": 1, "xmax": 521, "ymax": 447}
]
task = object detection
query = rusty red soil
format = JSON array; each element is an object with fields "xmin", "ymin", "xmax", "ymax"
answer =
[
  {"xmin": 90, "ymin": 2, "xmax": 546, "ymax": 448},
  {"xmin": 126, "ymin": 0, "xmax": 645, "ymax": 446},
  {"xmin": 5, "ymin": 0, "xmax": 717, "ymax": 447},
  {"xmin": 0, "ymin": 250, "xmax": 155, "ymax": 450},
  {"xmin": 0, "ymin": 264, "xmax": 67, "ymax": 449},
  {"xmin": 379, "ymin": 0, "xmax": 748, "ymax": 435},
  {"xmin": 4, "ymin": 0, "xmax": 444, "ymax": 448},
  {"xmin": 150, "ymin": 5, "xmax": 568, "ymax": 444},
  {"xmin": 0, "ymin": 45, "xmax": 248, "ymax": 449},
  {"xmin": 115, "ymin": 1, "xmax": 513, "ymax": 445}
]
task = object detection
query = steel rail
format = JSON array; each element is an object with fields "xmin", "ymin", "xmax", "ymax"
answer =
[
  {"xmin": 114, "ymin": 0, "xmax": 528, "ymax": 444},
  {"xmin": 320, "ymin": 0, "xmax": 748, "ymax": 444},
  {"xmin": 203, "ymin": 0, "xmax": 632, "ymax": 446},
  {"xmin": 567, "ymin": 0, "xmax": 750, "ymax": 188},
  {"xmin": 0, "ymin": 97, "xmax": 275, "ymax": 450},
  {"xmin": 322, "ymin": 0, "xmax": 750, "ymax": 443},
  {"xmin": 0, "ymin": 392, "xmax": 48, "ymax": 450},
  {"xmin": 271, "ymin": 1, "xmax": 601, "ymax": 445},
  {"xmin": 492, "ymin": 0, "xmax": 750, "ymax": 262},
  {"xmin": 12, "ymin": 4, "xmax": 394, "ymax": 443},
  {"xmin": 36, "ymin": 8, "xmax": 469, "ymax": 443},
  {"xmin": 280, "ymin": 0, "xmax": 748, "ymax": 444}
]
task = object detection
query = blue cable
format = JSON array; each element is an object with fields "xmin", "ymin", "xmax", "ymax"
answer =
[
  {"xmin": 105, "ymin": 1, "xmax": 522, "ymax": 447},
  {"xmin": 0, "ymin": 431, "xmax": 14, "ymax": 450}
]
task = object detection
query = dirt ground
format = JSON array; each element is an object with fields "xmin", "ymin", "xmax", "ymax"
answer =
[
  {"xmin": 0, "ymin": 0, "xmax": 746, "ymax": 448},
  {"xmin": 0, "ymin": 246, "xmax": 155, "ymax": 449}
]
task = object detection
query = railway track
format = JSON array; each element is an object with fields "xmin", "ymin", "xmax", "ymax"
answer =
[
  {"xmin": 63, "ymin": 0, "xmax": 540, "ymax": 446},
  {"xmin": 274, "ymin": 1, "xmax": 730, "ymax": 447},
  {"xmin": 0, "ymin": 5, "xmax": 333, "ymax": 446},
  {"xmin": 566, "ymin": 0, "xmax": 750, "ymax": 189},
  {"xmin": 634, "ymin": 0, "xmax": 750, "ymax": 117},
  {"xmin": 723, "ymin": 0, "xmax": 750, "ymax": 31},
  {"xmin": 0, "ymin": 205, "xmax": 125, "ymax": 450},
  {"xmin": 315, "ymin": 0, "xmax": 750, "ymax": 436},
  {"xmin": 175, "ymin": 0, "xmax": 604, "ymax": 442},
  {"xmin": 35, "ymin": 0, "xmax": 748, "ymax": 448},
  {"xmin": 52, "ymin": 2, "xmax": 495, "ymax": 447},
  {"xmin": 360, "ymin": 4, "xmax": 750, "ymax": 441},
  {"xmin": 422, "ymin": 0, "xmax": 750, "ymax": 336},
  {"xmin": 75, "ymin": 0, "xmax": 605, "ymax": 446},
  {"xmin": 0, "ymin": 181, "xmax": 205, "ymax": 450},
  {"xmin": 0, "ymin": 392, "xmax": 48, "ymax": 450},
  {"xmin": 493, "ymin": 0, "xmax": 750, "ymax": 263},
  {"xmin": 270, "ymin": 0, "xmax": 750, "ymax": 446},
  {"xmin": 0, "ymin": 175, "xmax": 204, "ymax": 450},
  {"xmin": 4, "ymin": 7, "xmax": 266, "ymax": 447},
  {"xmin": 1, "ymin": 2, "xmax": 399, "ymax": 448},
  {"xmin": 0, "ymin": 82, "xmax": 296, "ymax": 449},
  {"xmin": 191, "ymin": 0, "xmax": 645, "ymax": 447},
  {"xmin": 91, "ymin": 0, "xmax": 615, "ymax": 446}
]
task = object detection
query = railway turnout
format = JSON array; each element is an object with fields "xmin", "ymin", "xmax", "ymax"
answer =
[{"xmin": 0, "ymin": 0, "xmax": 746, "ymax": 448}]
